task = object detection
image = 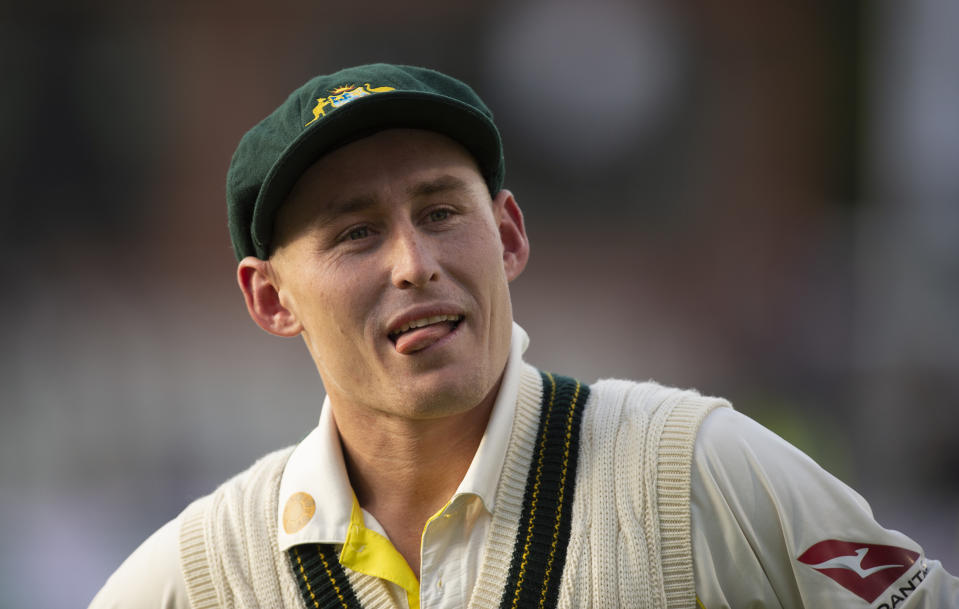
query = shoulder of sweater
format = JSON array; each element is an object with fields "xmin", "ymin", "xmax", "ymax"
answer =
[
  {"xmin": 587, "ymin": 377, "xmax": 732, "ymax": 414},
  {"xmin": 178, "ymin": 446, "xmax": 299, "ymax": 609}
]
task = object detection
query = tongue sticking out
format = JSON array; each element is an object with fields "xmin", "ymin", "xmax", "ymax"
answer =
[{"xmin": 394, "ymin": 321, "xmax": 458, "ymax": 354}]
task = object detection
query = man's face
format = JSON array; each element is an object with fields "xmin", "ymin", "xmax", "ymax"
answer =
[{"xmin": 262, "ymin": 129, "xmax": 528, "ymax": 420}]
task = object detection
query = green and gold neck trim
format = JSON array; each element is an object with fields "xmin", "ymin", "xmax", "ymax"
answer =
[{"xmin": 287, "ymin": 370, "xmax": 589, "ymax": 609}]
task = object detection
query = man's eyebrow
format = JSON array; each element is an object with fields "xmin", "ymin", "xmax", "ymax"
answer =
[{"xmin": 407, "ymin": 175, "xmax": 471, "ymax": 198}]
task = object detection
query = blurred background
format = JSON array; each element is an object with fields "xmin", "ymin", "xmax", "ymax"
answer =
[{"xmin": 2, "ymin": 1, "xmax": 957, "ymax": 606}]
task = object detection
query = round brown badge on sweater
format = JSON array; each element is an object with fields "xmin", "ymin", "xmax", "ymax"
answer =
[{"xmin": 283, "ymin": 492, "xmax": 316, "ymax": 534}]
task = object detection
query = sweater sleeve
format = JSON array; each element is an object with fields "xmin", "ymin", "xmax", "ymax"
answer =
[
  {"xmin": 689, "ymin": 407, "xmax": 959, "ymax": 609},
  {"xmin": 87, "ymin": 516, "xmax": 191, "ymax": 609}
]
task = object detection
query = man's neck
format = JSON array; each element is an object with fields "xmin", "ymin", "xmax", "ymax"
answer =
[{"xmin": 330, "ymin": 382, "xmax": 500, "ymax": 578}]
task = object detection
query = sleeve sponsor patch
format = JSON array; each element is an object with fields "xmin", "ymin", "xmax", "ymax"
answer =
[{"xmin": 798, "ymin": 539, "xmax": 920, "ymax": 603}]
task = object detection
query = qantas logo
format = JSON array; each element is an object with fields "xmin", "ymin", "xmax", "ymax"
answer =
[
  {"xmin": 798, "ymin": 540, "xmax": 919, "ymax": 603},
  {"xmin": 805, "ymin": 547, "xmax": 903, "ymax": 578}
]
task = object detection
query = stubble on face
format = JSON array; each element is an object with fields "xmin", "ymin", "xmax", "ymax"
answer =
[{"xmin": 266, "ymin": 129, "xmax": 517, "ymax": 424}]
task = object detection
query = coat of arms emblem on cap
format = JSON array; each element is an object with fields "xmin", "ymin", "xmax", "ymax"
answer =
[{"xmin": 305, "ymin": 83, "xmax": 397, "ymax": 126}]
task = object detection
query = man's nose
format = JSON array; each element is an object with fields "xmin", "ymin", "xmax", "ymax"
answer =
[{"xmin": 389, "ymin": 227, "xmax": 440, "ymax": 289}]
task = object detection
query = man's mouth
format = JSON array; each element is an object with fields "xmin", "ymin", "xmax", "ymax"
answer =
[{"xmin": 388, "ymin": 314, "xmax": 463, "ymax": 354}]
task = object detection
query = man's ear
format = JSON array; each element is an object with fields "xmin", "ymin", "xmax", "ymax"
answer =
[
  {"xmin": 237, "ymin": 257, "xmax": 302, "ymax": 337},
  {"xmin": 493, "ymin": 189, "xmax": 530, "ymax": 282}
]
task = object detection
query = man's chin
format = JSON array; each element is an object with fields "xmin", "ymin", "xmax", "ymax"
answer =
[{"xmin": 390, "ymin": 372, "xmax": 497, "ymax": 421}]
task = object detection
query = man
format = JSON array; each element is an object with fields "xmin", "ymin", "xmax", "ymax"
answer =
[{"xmin": 91, "ymin": 64, "xmax": 958, "ymax": 608}]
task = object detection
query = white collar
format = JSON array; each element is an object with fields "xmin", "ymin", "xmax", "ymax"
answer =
[{"xmin": 277, "ymin": 322, "xmax": 530, "ymax": 551}]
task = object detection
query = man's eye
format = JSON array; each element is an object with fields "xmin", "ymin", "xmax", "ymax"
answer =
[
  {"xmin": 346, "ymin": 227, "xmax": 370, "ymax": 240},
  {"xmin": 428, "ymin": 209, "xmax": 450, "ymax": 222}
]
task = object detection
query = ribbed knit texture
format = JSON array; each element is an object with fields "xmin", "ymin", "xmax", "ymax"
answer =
[
  {"xmin": 468, "ymin": 363, "xmax": 546, "ymax": 609},
  {"xmin": 552, "ymin": 378, "xmax": 728, "ymax": 609},
  {"xmin": 178, "ymin": 365, "xmax": 728, "ymax": 608},
  {"xmin": 178, "ymin": 447, "xmax": 304, "ymax": 609},
  {"xmin": 494, "ymin": 372, "xmax": 588, "ymax": 609}
]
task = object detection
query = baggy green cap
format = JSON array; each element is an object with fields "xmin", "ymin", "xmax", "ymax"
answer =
[{"xmin": 226, "ymin": 63, "xmax": 505, "ymax": 260}]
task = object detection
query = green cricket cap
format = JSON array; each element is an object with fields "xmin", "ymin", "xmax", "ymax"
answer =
[{"xmin": 226, "ymin": 63, "xmax": 505, "ymax": 260}]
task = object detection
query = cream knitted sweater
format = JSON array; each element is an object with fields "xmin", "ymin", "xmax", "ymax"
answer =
[{"xmin": 178, "ymin": 364, "xmax": 728, "ymax": 609}]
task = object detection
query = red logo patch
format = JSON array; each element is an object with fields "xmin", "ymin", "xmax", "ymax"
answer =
[{"xmin": 798, "ymin": 540, "xmax": 919, "ymax": 603}]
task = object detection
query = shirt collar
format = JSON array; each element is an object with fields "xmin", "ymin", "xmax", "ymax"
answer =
[{"xmin": 277, "ymin": 322, "xmax": 530, "ymax": 551}]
